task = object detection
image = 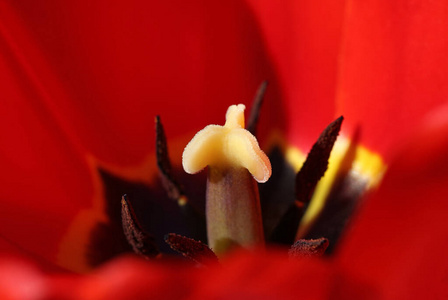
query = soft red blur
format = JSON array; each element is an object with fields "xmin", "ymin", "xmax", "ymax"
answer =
[{"xmin": 0, "ymin": 0, "xmax": 448, "ymax": 299}]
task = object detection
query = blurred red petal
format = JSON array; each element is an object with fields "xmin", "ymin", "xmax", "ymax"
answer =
[
  {"xmin": 193, "ymin": 249, "xmax": 332, "ymax": 299},
  {"xmin": 77, "ymin": 256, "xmax": 195, "ymax": 300},
  {"xmin": 0, "ymin": 256, "xmax": 46, "ymax": 300},
  {"xmin": 336, "ymin": 1, "xmax": 448, "ymax": 159},
  {"xmin": 0, "ymin": 4, "xmax": 94, "ymax": 265},
  {"xmin": 1, "ymin": 0, "xmax": 285, "ymax": 164},
  {"xmin": 337, "ymin": 104, "xmax": 448, "ymax": 298},
  {"xmin": 1, "ymin": 3, "xmax": 448, "ymax": 297},
  {"xmin": 72, "ymin": 250, "xmax": 333, "ymax": 300},
  {"xmin": 248, "ymin": 0, "xmax": 346, "ymax": 148}
]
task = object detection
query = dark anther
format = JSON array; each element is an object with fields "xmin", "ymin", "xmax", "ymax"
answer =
[
  {"xmin": 121, "ymin": 195, "xmax": 159, "ymax": 258},
  {"xmin": 270, "ymin": 117, "xmax": 343, "ymax": 245},
  {"xmin": 296, "ymin": 116, "xmax": 343, "ymax": 205},
  {"xmin": 155, "ymin": 115, "xmax": 185, "ymax": 203},
  {"xmin": 155, "ymin": 116, "xmax": 207, "ymax": 241},
  {"xmin": 165, "ymin": 233, "xmax": 219, "ymax": 267},
  {"xmin": 303, "ymin": 127, "xmax": 363, "ymax": 253},
  {"xmin": 288, "ymin": 237, "xmax": 329, "ymax": 258},
  {"xmin": 246, "ymin": 80, "xmax": 268, "ymax": 136}
]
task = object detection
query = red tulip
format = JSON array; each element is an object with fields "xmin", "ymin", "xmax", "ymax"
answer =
[{"xmin": 1, "ymin": 0, "xmax": 447, "ymax": 299}]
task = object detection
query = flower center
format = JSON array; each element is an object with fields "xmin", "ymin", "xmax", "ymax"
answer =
[{"xmin": 114, "ymin": 82, "xmax": 388, "ymax": 265}]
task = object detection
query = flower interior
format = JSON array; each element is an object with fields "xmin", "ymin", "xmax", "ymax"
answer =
[{"xmin": 115, "ymin": 83, "xmax": 387, "ymax": 265}]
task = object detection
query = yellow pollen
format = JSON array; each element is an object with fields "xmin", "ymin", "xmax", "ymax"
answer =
[{"xmin": 177, "ymin": 195, "xmax": 188, "ymax": 206}]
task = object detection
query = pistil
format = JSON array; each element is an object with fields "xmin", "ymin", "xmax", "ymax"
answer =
[{"xmin": 182, "ymin": 104, "xmax": 271, "ymax": 254}]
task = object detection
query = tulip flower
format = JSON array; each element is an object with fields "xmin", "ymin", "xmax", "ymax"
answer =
[{"xmin": 1, "ymin": 0, "xmax": 448, "ymax": 299}]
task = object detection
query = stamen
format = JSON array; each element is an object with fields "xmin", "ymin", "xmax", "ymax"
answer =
[
  {"xmin": 247, "ymin": 80, "xmax": 268, "ymax": 136},
  {"xmin": 121, "ymin": 195, "xmax": 159, "ymax": 258},
  {"xmin": 270, "ymin": 117, "xmax": 343, "ymax": 244},
  {"xmin": 154, "ymin": 116, "xmax": 207, "ymax": 243},
  {"xmin": 165, "ymin": 233, "xmax": 219, "ymax": 266},
  {"xmin": 155, "ymin": 115, "xmax": 186, "ymax": 206},
  {"xmin": 295, "ymin": 116, "xmax": 343, "ymax": 205},
  {"xmin": 288, "ymin": 237, "xmax": 329, "ymax": 258}
]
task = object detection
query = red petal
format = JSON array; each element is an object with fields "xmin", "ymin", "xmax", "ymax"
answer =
[
  {"xmin": 336, "ymin": 1, "xmax": 448, "ymax": 159},
  {"xmin": 2, "ymin": 2, "xmax": 448, "ymax": 287},
  {"xmin": 0, "ymin": 7, "xmax": 94, "ymax": 266},
  {"xmin": 0, "ymin": 1, "xmax": 284, "ymax": 164},
  {"xmin": 248, "ymin": 0, "xmax": 346, "ymax": 148},
  {"xmin": 76, "ymin": 256, "xmax": 195, "ymax": 299},
  {"xmin": 72, "ymin": 251, "xmax": 333, "ymax": 300},
  {"xmin": 0, "ymin": 256, "xmax": 47, "ymax": 300},
  {"xmin": 337, "ymin": 105, "xmax": 448, "ymax": 298}
]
